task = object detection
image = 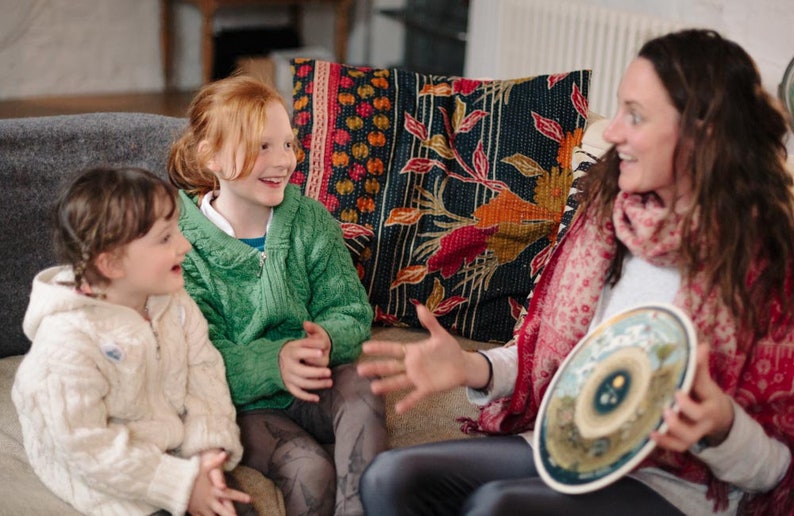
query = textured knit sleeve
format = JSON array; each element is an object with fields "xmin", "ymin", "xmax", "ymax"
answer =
[
  {"xmin": 11, "ymin": 324, "xmax": 198, "ymax": 515},
  {"xmin": 298, "ymin": 200, "xmax": 373, "ymax": 366},
  {"xmin": 695, "ymin": 400, "xmax": 791, "ymax": 491},
  {"xmin": 181, "ymin": 255, "xmax": 292, "ymax": 408},
  {"xmin": 176, "ymin": 293, "xmax": 244, "ymax": 468},
  {"xmin": 466, "ymin": 345, "xmax": 519, "ymax": 405}
]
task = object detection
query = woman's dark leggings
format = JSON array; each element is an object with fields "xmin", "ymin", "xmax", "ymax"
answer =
[{"xmin": 360, "ymin": 435, "xmax": 684, "ymax": 516}]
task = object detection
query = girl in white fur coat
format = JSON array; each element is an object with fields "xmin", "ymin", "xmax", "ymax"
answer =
[{"xmin": 12, "ymin": 166, "xmax": 252, "ymax": 516}]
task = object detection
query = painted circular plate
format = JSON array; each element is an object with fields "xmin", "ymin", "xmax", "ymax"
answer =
[{"xmin": 533, "ymin": 303, "xmax": 696, "ymax": 494}]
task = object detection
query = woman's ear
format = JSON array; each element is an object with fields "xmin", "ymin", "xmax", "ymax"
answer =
[{"xmin": 94, "ymin": 250, "xmax": 126, "ymax": 280}]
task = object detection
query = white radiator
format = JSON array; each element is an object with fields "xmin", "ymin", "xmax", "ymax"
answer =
[{"xmin": 465, "ymin": 0, "xmax": 685, "ymax": 118}]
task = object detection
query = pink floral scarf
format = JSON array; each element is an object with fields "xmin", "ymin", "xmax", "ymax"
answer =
[{"xmin": 469, "ymin": 192, "xmax": 794, "ymax": 513}]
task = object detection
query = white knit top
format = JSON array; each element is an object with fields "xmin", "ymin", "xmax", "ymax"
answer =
[
  {"xmin": 469, "ymin": 255, "xmax": 790, "ymax": 515},
  {"xmin": 12, "ymin": 266, "xmax": 243, "ymax": 515}
]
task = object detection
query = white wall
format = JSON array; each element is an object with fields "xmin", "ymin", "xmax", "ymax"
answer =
[
  {"xmin": 586, "ymin": 0, "xmax": 794, "ymax": 99},
  {"xmin": 0, "ymin": 1, "xmax": 164, "ymax": 99},
  {"xmin": 1, "ymin": 0, "xmax": 792, "ymax": 104},
  {"xmin": 0, "ymin": 0, "xmax": 405, "ymax": 100},
  {"xmin": 466, "ymin": 0, "xmax": 794, "ymax": 107}
]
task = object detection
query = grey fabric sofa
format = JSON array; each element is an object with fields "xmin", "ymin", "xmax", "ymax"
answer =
[{"xmin": 0, "ymin": 112, "xmax": 497, "ymax": 515}]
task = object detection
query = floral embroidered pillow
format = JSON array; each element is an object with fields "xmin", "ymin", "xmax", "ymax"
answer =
[
  {"xmin": 290, "ymin": 59, "xmax": 590, "ymax": 343},
  {"xmin": 509, "ymin": 147, "xmax": 600, "ymax": 343}
]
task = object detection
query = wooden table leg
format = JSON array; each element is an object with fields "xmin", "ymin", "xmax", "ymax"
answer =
[
  {"xmin": 161, "ymin": 0, "xmax": 175, "ymax": 91},
  {"xmin": 163, "ymin": 0, "xmax": 352, "ymax": 87},
  {"xmin": 334, "ymin": 0, "xmax": 353, "ymax": 64}
]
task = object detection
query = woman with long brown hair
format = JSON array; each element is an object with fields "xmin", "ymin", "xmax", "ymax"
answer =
[{"xmin": 358, "ymin": 29, "xmax": 794, "ymax": 515}]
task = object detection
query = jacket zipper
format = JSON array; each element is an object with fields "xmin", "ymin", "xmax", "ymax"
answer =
[
  {"xmin": 149, "ymin": 322, "xmax": 161, "ymax": 360},
  {"xmin": 258, "ymin": 251, "xmax": 267, "ymax": 277},
  {"xmin": 144, "ymin": 303, "xmax": 161, "ymax": 359}
]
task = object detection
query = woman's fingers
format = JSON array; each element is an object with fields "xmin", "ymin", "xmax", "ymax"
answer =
[
  {"xmin": 361, "ymin": 340, "xmax": 407, "ymax": 359},
  {"xmin": 357, "ymin": 356, "xmax": 407, "ymax": 377},
  {"xmin": 369, "ymin": 372, "xmax": 415, "ymax": 395}
]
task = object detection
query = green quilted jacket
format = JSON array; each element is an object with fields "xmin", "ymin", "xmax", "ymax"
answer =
[{"xmin": 177, "ymin": 185, "xmax": 373, "ymax": 412}]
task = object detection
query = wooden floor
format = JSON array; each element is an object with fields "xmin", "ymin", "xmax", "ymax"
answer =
[{"xmin": 0, "ymin": 90, "xmax": 197, "ymax": 119}]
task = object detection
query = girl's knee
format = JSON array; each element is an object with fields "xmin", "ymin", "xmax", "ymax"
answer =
[
  {"xmin": 299, "ymin": 454, "xmax": 336, "ymax": 486},
  {"xmin": 279, "ymin": 455, "xmax": 336, "ymax": 516},
  {"xmin": 333, "ymin": 366, "xmax": 385, "ymax": 420},
  {"xmin": 335, "ymin": 363, "xmax": 380, "ymax": 396},
  {"xmin": 270, "ymin": 437, "xmax": 334, "ymax": 480},
  {"xmin": 277, "ymin": 451, "xmax": 335, "ymax": 498}
]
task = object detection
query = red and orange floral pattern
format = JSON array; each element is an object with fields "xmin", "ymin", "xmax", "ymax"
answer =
[{"xmin": 290, "ymin": 59, "xmax": 590, "ymax": 342}]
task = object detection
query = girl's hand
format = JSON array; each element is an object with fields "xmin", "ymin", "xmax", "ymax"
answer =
[
  {"xmin": 299, "ymin": 321, "xmax": 331, "ymax": 368},
  {"xmin": 278, "ymin": 338, "xmax": 333, "ymax": 403},
  {"xmin": 651, "ymin": 343, "xmax": 735, "ymax": 452},
  {"xmin": 357, "ymin": 304, "xmax": 476, "ymax": 414},
  {"xmin": 188, "ymin": 450, "xmax": 251, "ymax": 516}
]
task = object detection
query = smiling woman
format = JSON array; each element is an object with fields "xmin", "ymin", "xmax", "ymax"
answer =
[{"xmin": 357, "ymin": 29, "xmax": 794, "ymax": 516}]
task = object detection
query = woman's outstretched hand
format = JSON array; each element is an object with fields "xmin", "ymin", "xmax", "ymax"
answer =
[{"xmin": 357, "ymin": 304, "xmax": 473, "ymax": 414}]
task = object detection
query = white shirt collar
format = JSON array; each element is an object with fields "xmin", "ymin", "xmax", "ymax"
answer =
[{"xmin": 198, "ymin": 191, "xmax": 274, "ymax": 238}]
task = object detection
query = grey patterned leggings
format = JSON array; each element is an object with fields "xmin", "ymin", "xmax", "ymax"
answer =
[{"xmin": 237, "ymin": 363, "xmax": 386, "ymax": 516}]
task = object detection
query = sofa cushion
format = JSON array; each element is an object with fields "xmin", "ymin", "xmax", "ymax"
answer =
[
  {"xmin": 0, "ymin": 113, "xmax": 186, "ymax": 358},
  {"xmin": 290, "ymin": 59, "xmax": 591, "ymax": 343},
  {"xmin": 508, "ymin": 143, "xmax": 602, "ymax": 342}
]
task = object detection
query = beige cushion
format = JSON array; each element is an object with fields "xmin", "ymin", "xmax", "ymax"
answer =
[
  {"xmin": 229, "ymin": 465, "xmax": 286, "ymax": 515},
  {"xmin": 583, "ymin": 111, "xmax": 611, "ymax": 157}
]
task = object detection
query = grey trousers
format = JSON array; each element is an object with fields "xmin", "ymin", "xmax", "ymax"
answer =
[
  {"xmin": 238, "ymin": 363, "xmax": 386, "ymax": 516},
  {"xmin": 360, "ymin": 435, "xmax": 685, "ymax": 516}
]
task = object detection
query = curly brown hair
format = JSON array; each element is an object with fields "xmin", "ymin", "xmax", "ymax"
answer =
[
  {"xmin": 581, "ymin": 29, "xmax": 794, "ymax": 336},
  {"xmin": 54, "ymin": 166, "xmax": 177, "ymax": 290}
]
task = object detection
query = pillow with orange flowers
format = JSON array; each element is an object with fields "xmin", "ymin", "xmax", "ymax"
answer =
[{"xmin": 290, "ymin": 59, "xmax": 590, "ymax": 343}]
